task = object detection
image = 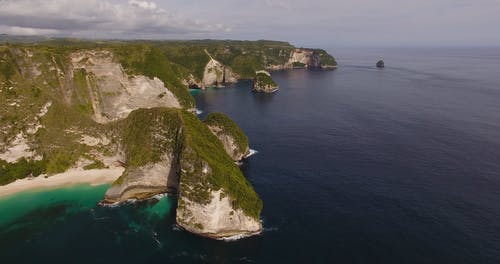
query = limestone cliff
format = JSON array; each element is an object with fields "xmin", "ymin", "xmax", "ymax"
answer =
[
  {"xmin": 267, "ymin": 48, "xmax": 337, "ymax": 70},
  {"xmin": 176, "ymin": 189, "xmax": 262, "ymax": 239},
  {"xmin": 176, "ymin": 111, "xmax": 262, "ymax": 239},
  {"xmin": 70, "ymin": 50, "xmax": 181, "ymax": 123},
  {"xmin": 201, "ymin": 50, "xmax": 239, "ymax": 88},
  {"xmin": 103, "ymin": 109, "xmax": 182, "ymax": 203},
  {"xmin": 204, "ymin": 112, "xmax": 250, "ymax": 161},
  {"xmin": 167, "ymin": 41, "xmax": 337, "ymax": 86}
]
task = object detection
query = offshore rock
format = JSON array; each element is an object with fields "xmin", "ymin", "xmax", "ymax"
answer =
[
  {"xmin": 377, "ymin": 60, "xmax": 385, "ymax": 68},
  {"xmin": 252, "ymin": 70, "xmax": 279, "ymax": 93}
]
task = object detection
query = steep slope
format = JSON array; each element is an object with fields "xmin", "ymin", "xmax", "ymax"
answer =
[
  {"xmin": 0, "ymin": 45, "xmax": 186, "ymax": 185},
  {"xmin": 153, "ymin": 40, "xmax": 337, "ymax": 87},
  {"xmin": 177, "ymin": 111, "xmax": 262, "ymax": 238},
  {"xmin": 103, "ymin": 108, "xmax": 182, "ymax": 202},
  {"xmin": 204, "ymin": 112, "xmax": 250, "ymax": 161},
  {"xmin": 284, "ymin": 48, "xmax": 337, "ymax": 69},
  {"xmin": 71, "ymin": 50, "xmax": 181, "ymax": 123}
]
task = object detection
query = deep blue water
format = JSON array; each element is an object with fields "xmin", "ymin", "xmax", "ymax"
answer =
[{"xmin": 2, "ymin": 47, "xmax": 500, "ymax": 263}]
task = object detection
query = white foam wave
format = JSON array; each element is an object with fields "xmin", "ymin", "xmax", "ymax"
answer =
[
  {"xmin": 263, "ymin": 227, "xmax": 279, "ymax": 232},
  {"xmin": 99, "ymin": 193, "xmax": 170, "ymax": 207},
  {"xmin": 245, "ymin": 149, "xmax": 259, "ymax": 158},
  {"xmin": 220, "ymin": 233, "xmax": 255, "ymax": 242},
  {"xmin": 152, "ymin": 231, "xmax": 162, "ymax": 248},
  {"xmin": 99, "ymin": 201, "xmax": 121, "ymax": 208},
  {"xmin": 195, "ymin": 108, "xmax": 203, "ymax": 115},
  {"xmin": 151, "ymin": 193, "xmax": 168, "ymax": 200}
]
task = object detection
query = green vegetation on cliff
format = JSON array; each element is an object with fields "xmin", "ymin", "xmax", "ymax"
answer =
[
  {"xmin": 113, "ymin": 108, "xmax": 261, "ymax": 219},
  {"xmin": 72, "ymin": 68, "xmax": 94, "ymax": 115},
  {"xmin": 313, "ymin": 49, "xmax": 337, "ymax": 66},
  {"xmin": 120, "ymin": 108, "xmax": 182, "ymax": 168},
  {"xmin": 0, "ymin": 158, "xmax": 46, "ymax": 185},
  {"xmin": 254, "ymin": 72, "xmax": 278, "ymax": 88},
  {"xmin": 204, "ymin": 112, "xmax": 249, "ymax": 156},
  {"xmin": 113, "ymin": 45, "xmax": 195, "ymax": 108},
  {"xmin": 0, "ymin": 45, "xmax": 116, "ymax": 184},
  {"xmin": 292, "ymin": 61, "xmax": 306, "ymax": 68}
]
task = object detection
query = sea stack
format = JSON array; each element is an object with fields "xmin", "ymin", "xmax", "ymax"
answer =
[
  {"xmin": 252, "ymin": 70, "xmax": 279, "ymax": 93},
  {"xmin": 376, "ymin": 60, "xmax": 385, "ymax": 68}
]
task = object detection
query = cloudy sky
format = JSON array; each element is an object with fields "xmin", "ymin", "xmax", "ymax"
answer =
[{"xmin": 0, "ymin": 0, "xmax": 499, "ymax": 46}]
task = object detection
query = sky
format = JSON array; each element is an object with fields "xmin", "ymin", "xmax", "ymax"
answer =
[{"xmin": 0, "ymin": 0, "xmax": 499, "ymax": 47}]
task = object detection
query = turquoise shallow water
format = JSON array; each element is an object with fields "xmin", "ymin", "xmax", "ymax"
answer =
[
  {"xmin": 0, "ymin": 184, "xmax": 175, "ymax": 229},
  {"xmin": 0, "ymin": 184, "xmax": 110, "ymax": 228},
  {"xmin": 0, "ymin": 184, "xmax": 177, "ymax": 263}
]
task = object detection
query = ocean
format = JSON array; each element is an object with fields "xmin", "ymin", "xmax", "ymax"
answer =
[{"xmin": 1, "ymin": 47, "xmax": 500, "ymax": 263}]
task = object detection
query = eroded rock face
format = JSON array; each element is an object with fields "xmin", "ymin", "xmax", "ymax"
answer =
[
  {"xmin": 202, "ymin": 50, "xmax": 239, "ymax": 87},
  {"xmin": 267, "ymin": 48, "xmax": 337, "ymax": 70},
  {"xmin": 208, "ymin": 126, "xmax": 249, "ymax": 161},
  {"xmin": 176, "ymin": 189, "xmax": 262, "ymax": 239},
  {"xmin": 176, "ymin": 142, "xmax": 261, "ymax": 239},
  {"xmin": 204, "ymin": 112, "xmax": 250, "ymax": 161},
  {"xmin": 287, "ymin": 49, "xmax": 322, "ymax": 68},
  {"xmin": 70, "ymin": 50, "xmax": 181, "ymax": 123},
  {"xmin": 103, "ymin": 155, "xmax": 179, "ymax": 203},
  {"xmin": 103, "ymin": 108, "xmax": 182, "ymax": 203}
]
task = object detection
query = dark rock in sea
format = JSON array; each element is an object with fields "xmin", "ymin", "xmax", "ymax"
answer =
[{"xmin": 376, "ymin": 60, "xmax": 385, "ymax": 68}]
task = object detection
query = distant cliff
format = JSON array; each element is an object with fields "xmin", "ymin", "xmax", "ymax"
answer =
[
  {"xmin": 267, "ymin": 48, "xmax": 337, "ymax": 70},
  {"xmin": 161, "ymin": 41, "xmax": 337, "ymax": 90}
]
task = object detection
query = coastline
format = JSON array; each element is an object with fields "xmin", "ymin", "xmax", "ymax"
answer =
[{"xmin": 0, "ymin": 167, "xmax": 124, "ymax": 198}]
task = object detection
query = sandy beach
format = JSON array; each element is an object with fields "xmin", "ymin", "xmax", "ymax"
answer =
[{"xmin": 0, "ymin": 167, "xmax": 124, "ymax": 198}]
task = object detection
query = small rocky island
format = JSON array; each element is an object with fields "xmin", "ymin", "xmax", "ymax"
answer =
[
  {"xmin": 377, "ymin": 60, "xmax": 385, "ymax": 68},
  {"xmin": 253, "ymin": 71, "xmax": 279, "ymax": 93}
]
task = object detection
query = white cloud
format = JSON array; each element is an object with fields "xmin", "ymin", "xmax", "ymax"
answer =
[
  {"xmin": 0, "ymin": 25, "xmax": 60, "ymax": 36},
  {"xmin": 0, "ymin": 0, "xmax": 499, "ymax": 45},
  {"xmin": 0, "ymin": 0, "xmax": 229, "ymax": 38}
]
